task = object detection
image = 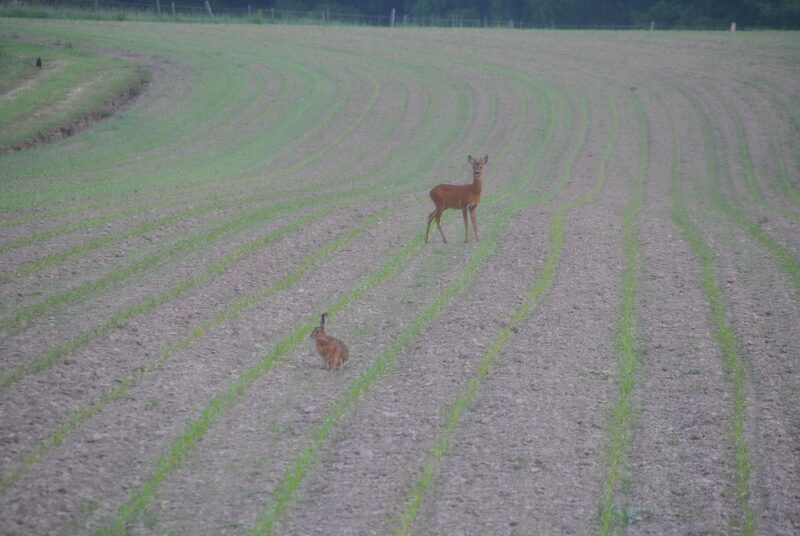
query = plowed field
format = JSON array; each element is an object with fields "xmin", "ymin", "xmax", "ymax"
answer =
[{"xmin": 1, "ymin": 20, "xmax": 799, "ymax": 535}]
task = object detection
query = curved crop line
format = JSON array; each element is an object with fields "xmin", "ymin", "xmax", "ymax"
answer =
[
  {"xmin": 0, "ymin": 59, "xmax": 378, "ymax": 253},
  {"xmin": 667, "ymin": 86, "xmax": 757, "ymax": 536},
  {"xmin": 88, "ymin": 67, "xmax": 553, "ymax": 536},
  {"xmin": 395, "ymin": 88, "xmax": 614, "ymax": 536},
  {"xmin": 0, "ymin": 49, "xmax": 259, "ymax": 201},
  {"xmin": 0, "ymin": 53, "xmax": 292, "ymax": 210},
  {"xmin": 596, "ymin": 88, "xmax": 647, "ymax": 535},
  {"xmin": 770, "ymin": 123, "xmax": 800, "ymax": 207},
  {"xmin": 0, "ymin": 201, "xmax": 407, "ymax": 495},
  {"xmin": 0, "ymin": 185, "xmax": 346, "ymax": 284},
  {"xmin": 0, "ymin": 43, "xmax": 346, "ymax": 210},
  {"xmin": 676, "ymin": 87, "xmax": 800, "ymax": 294},
  {"xmin": 723, "ymin": 99, "xmax": 800, "ymax": 224}
]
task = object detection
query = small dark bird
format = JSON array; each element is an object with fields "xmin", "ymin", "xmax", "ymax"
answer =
[{"xmin": 36, "ymin": 57, "xmax": 42, "ymax": 68}]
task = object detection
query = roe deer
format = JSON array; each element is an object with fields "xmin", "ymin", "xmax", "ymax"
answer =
[
  {"xmin": 425, "ymin": 155, "xmax": 488, "ymax": 244},
  {"xmin": 309, "ymin": 312, "xmax": 349, "ymax": 370}
]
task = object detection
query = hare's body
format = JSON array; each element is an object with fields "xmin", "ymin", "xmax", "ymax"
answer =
[{"xmin": 310, "ymin": 313, "xmax": 349, "ymax": 370}]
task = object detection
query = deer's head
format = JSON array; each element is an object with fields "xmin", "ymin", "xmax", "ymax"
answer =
[{"xmin": 468, "ymin": 155, "xmax": 488, "ymax": 179}]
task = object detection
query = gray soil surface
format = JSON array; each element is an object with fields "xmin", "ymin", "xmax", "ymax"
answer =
[{"xmin": 1, "ymin": 21, "xmax": 798, "ymax": 536}]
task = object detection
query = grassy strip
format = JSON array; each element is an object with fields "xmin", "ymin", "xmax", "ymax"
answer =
[
  {"xmin": 596, "ymin": 89, "xmax": 647, "ymax": 535},
  {"xmin": 0, "ymin": 38, "xmax": 328, "ymax": 208},
  {"xmin": 0, "ymin": 202, "xmax": 405, "ymax": 495},
  {"xmin": 0, "ymin": 40, "xmax": 38, "ymax": 93},
  {"xmin": 668, "ymin": 88, "xmax": 756, "ymax": 536},
  {"xmin": 395, "ymin": 88, "xmax": 614, "ymax": 535},
  {"xmin": 0, "ymin": 38, "xmax": 146, "ymax": 147}
]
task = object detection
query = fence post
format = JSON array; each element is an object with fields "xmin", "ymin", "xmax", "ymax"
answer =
[
  {"xmin": 270, "ymin": 7, "xmax": 274, "ymax": 22},
  {"xmin": 390, "ymin": 8, "xmax": 395, "ymax": 27},
  {"xmin": 204, "ymin": 0, "xmax": 213, "ymax": 18},
  {"xmin": 247, "ymin": 5, "xmax": 251, "ymax": 17},
  {"xmin": 650, "ymin": 20, "xmax": 655, "ymax": 30},
  {"xmin": 171, "ymin": 1, "xmax": 175, "ymax": 16},
  {"xmin": 730, "ymin": 22, "xmax": 736, "ymax": 31},
  {"xmin": 155, "ymin": 0, "xmax": 160, "ymax": 16},
  {"xmin": 93, "ymin": 0, "xmax": 98, "ymax": 11}
]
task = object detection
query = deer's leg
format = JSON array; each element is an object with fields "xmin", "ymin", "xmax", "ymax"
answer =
[
  {"xmin": 469, "ymin": 205, "xmax": 479, "ymax": 242},
  {"xmin": 462, "ymin": 207, "xmax": 470, "ymax": 243},
  {"xmin": 435, "ymin": 210, "xmax": 448, "ymax": 243},
  {"xmin": 425, "ymin": 210, "xmax": 437, "ymax": 243}
]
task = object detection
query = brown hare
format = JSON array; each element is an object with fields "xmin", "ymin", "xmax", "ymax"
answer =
[{"xmin": 309, "ymin": 312, "xmax": 349, "ymax": 370}]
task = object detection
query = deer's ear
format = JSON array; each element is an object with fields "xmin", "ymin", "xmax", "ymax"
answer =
[
  {"xmin": 468, "ymin": 155, "xmax": 474, "ymax": 164},
  {"xmin": 482, "ymin": 155, "xmax": 488, "ymax": 164}
]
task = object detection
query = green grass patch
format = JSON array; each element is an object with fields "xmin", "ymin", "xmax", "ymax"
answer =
[
  {"xmin": 0, "ymin": 37, "xmax": 146, "ymax": 147},
  {"xmin": 0, "ymin": 41, "xmax": 38, "ymax": 93}
]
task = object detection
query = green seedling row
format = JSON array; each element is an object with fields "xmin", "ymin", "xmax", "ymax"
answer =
[
  {"xmin": 596, "ymin": 88, "xmax": 648, "ymax": 535},
  {"xmin": 668, "ymin": 88, "xmax": 757, "ymax": 536}
]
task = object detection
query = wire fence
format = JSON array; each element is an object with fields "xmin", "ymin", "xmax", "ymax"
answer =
[{"xmin": 0, "ymin": 0, "xmax": 741, "ymax": 31}]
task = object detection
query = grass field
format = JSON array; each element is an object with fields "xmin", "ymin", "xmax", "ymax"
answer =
[{"xmin": 1, "ymin": 18, "xmax": 799, "ymax": 535}]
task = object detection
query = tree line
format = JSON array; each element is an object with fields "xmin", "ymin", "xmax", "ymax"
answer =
[
  {"xmin": 71, "ymin": 0, "xmax": 800, "ymax": 27},
  {"xmin": 221, "ymin": 0, "xmax": 800, "ymax": 28}
]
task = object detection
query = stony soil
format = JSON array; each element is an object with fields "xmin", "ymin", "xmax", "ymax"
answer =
[{"xmin": 1, "ymin": 20, "xmax": 798, "ymax": 536}]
